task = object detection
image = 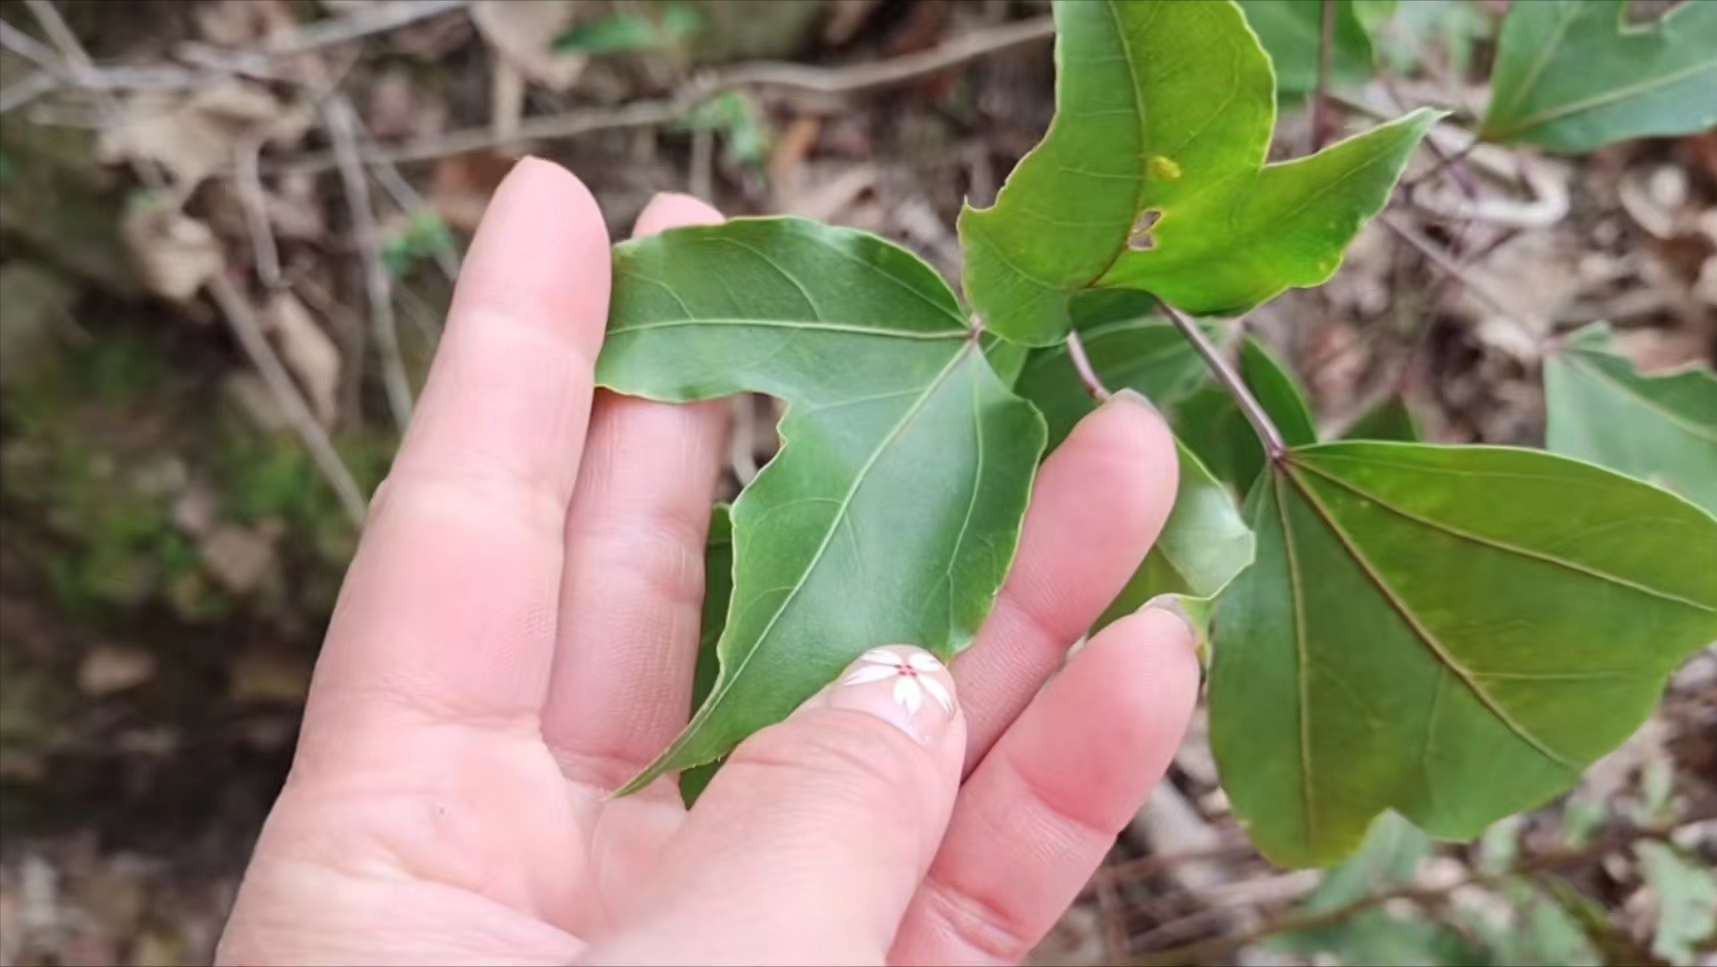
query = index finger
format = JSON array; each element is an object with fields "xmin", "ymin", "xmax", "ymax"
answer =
[{"xmin": 305, "ymin": 158, "xmax": 611, "ymax": 730}]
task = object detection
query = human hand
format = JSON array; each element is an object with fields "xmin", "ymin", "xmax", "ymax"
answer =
[{"xmin": 217, "ymin": 158, "xmax": 1200, "ymax": 966}]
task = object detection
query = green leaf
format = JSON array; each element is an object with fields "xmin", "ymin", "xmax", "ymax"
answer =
[
  {"xmin": 959, "ymin": 0, "xmax": 1440, "ymax": 345},
  {"xmin": 1010, "ymin": 299, "xmax": 1253, "ymax": 633},
  {"xmin": 555, "ymin": 4, "xmax": 701, "ymax": 54},
  {"xmin": 680, "ymin": 505, "xmax": 734, "ymax": 807},
  {"xmin": 1096, "ymin": 440, "xmax": 1255, "ymax": 632},
  {"xmin": 1236, "ymin": 0, "xmax": 1378, "ymax": 93},
  {"xmin": 1546, "ymin": 323, "xmax": 1717, "ymax": 516},
  {"xmin": 1014, "ymin": 297, "xmax": 1207, "ymax": 448},
  {"xmin": 1480, "ymin": 0, "xmax": 1717, "ymax": 153},
  {"xmin": 1637, "ymin": 841, "xmax": 1717, "ymax": 966},
  {"xmin": 1304, "ymin": 812, "xmax": 1432, "ymax": 912},
  {"xmin": 1272, "ymin": 814, "xmax": 1482, "ymax": 967},
  {"xmin": 1172, "ymin": 338, "xmax": 1316, "ymax": 493},
  {"xmin": 1341, "ymin": 395, "xmax": 1420, "ymax": 442},
  {"xmin": 1210, "ymin": 442, "xmax": 1717, "ymax": 866},
  {"xmin": 599, "ymin": 217, "xmax": 1046, "ymax": 793}
]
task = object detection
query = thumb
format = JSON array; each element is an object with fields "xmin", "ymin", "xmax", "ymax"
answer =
[{"xmin": 592, "ymin": 646, "xmax": 966, "ymax": 965}]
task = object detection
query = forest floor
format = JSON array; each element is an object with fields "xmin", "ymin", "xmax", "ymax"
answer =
[{"xmin": 0, "ymin": 1, "xmax": 1713, "ymax": 964}]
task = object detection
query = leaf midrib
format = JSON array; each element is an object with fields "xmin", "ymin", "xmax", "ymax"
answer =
[
  {"xmin": 1291, "ymin": 457, "xmax": 1716, "ymax": 613},
  {"xmin": 1502, "ymin": 57, "xmax": 1717, "ymax": 138},
  {"xmin": 1279, "ymin": 464, "xmax": 1581, "ymax": 772},
  {"xmin": 624, "ymin": 342, "xmax": 978, "ymax": 790}
]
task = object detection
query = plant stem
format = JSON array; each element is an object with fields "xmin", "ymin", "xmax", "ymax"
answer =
[
  {"xmin": 1064, "ymin": 329, "xmax": 1112, "ymax": 402},
  {"xmin": 1309, "ymin": 0, "xmax": 1336, "ymax": 152},
  {"xmin": 1160, "ymin": 303, "xmax": 1285, "ymax": 457}
]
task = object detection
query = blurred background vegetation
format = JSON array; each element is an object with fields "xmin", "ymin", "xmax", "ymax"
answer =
[{"xmin": 0, "ymin": 1, "xmax": 1712, "ymax": 964}]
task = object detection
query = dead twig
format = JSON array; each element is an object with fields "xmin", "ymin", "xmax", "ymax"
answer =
[
  {"xmin": 265, "ymin": 15, "xmax": 1056, "ymax": 176},
  {"xmin": 0, "ymin": 17, "xmax": 58, "ymax": 68},
  {"xmin": 266, "ymin": 0, "xmax": 468, "ymax": 55},
  {"xmin": 234, "ymin": 134, "xmax": 283, "ymax": 289},
  {"xmin": 0, "ymin": 69, "xmax": 54, "ymax": 113},
  {"xmin": 326, "ymin": 95, "xmax": 414, "ymax": 433},
  {"xmin": 207, "ymin": 275, "xmax": 369, "ymax": 527},
  {"xmin": 1380, "ymin": 214, "xmax": 1541, "ymax": 342},
  {"xmin": 1308, "ymin": 0, "xmax": 1336, "ymax": 152}
]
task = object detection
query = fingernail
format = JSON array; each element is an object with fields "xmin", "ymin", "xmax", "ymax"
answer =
[
  {"xmin": 813, "ymin": 646, "xmax": 958, "ymax": 746},
  {"xmin": 1110, "ymin": 388, "xmax": 1159, "ymax": 413}
]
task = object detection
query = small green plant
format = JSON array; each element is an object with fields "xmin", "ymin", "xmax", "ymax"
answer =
[{"xmin": 594, "ymin": 0, "xmax": 1717, "ymax": 872}]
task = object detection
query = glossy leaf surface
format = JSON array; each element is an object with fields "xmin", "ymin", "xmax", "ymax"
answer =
[
  {"xmin": 599, "ymin": 218, "xmax": 1045, "ymax": 792},
  {"xmin": 1481, "ymin": 0, "xmax": 1717, "ymax": 153},
  {"xmin": 1545, "ymin": 323, "xmax": 1717, "ymax": 515},
  {"xmin": 1210, "ymin": 443, "xmax": 1717, "ymax": 866},
  {"xmin": 959, "ymin": 0, "xmax": 1439, "ymax": 344}
]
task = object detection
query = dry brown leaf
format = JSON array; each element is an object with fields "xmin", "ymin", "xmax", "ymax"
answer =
[
  {"xmin": 431, "ymin": 150, "xmax": 515, "ymax": 232},
  {"xmin": 263, "ymin": 291, "xmax": 341, "ymax": 427},
  {"xmin": 469, "ymin": 0, "xmax": 586, "ymax": 92},
  {"xmin": 100, "ymin": 83, "xmax": 311, "ymax": 187},
  {"xmin": 229, "ymin": 647, "xmax": 311, "ymax": 704},
  {"xmin": 120, "ymin": 200, "xmax": 223, "ymax": 302},
  {"xmin": 193, "ymin": 0, "xmax": 279, "ymax": 45},
  {"xmin": 76, "ymin": 645, "xmax": 157, "ymax": 697},
  {"xmin": 199, "ymin": 524, "xmax": 281, "ymax": 594}
]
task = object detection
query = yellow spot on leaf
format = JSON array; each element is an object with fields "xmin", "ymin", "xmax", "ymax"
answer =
[{"xmin": 1149, "ymin": 155, "xmax": 1183, "ymax": 181}]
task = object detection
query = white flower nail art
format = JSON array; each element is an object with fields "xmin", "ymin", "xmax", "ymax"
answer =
[{"xmin": 841, "ymin": 648, "xmax": 953, "ymax": 715}]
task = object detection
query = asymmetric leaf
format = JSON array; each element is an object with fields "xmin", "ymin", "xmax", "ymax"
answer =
[
  {"xmin": 1210, "ymin": 443, "xmax": 1717, "ymax": 867},
  {"xmin": 959, "ymin": 0, "xmax": 1439, "ymax": 345},
  {"xmin": 1481, "ymin": 0, "xmax": 1717, "ymax": 153},
  {"xmin": 1545, "ymin": 323, "xmax": 1717, "ymax": 515},
  {"xmin": 1237, "ymin": 0, "xmax": 1377, "ymax": 93},
  {"xmin": 599, "ymin": 218, "xmax": 1045, "ymax": 792}
]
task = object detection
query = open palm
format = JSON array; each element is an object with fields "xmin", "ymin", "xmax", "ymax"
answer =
[{"xmin": 218, "ymin": 160, "xmax": 1198, "ymax": 966}]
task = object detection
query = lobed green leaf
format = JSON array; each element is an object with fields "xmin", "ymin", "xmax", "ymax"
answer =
[
  {"xmin": 959, "ymin": 0, "xmax": 1439, "ymax": 345},
  {"xmin": 1545, "ymin": 322, "xmax": 1717, "ymax": 516},
  {"xmin": 1210, "ymin": 442, "xmax": 1717, "ymax": 867},
  {"xmin": 598, "ymin": 217, "xmax": 1045, "ymax": 793},
  {"xmin": 1480, "ymin": 0, "xmax": 1717, "ymax": 153}
]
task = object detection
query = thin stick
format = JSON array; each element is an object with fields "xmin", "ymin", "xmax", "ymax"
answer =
[
  {"xmin": 207, "ymin": 275, "xmax": 369, "ymax": 527},
  {"xmin": 0, "ymin": 18, "xmax": 58, "ymax": 68},
  {"xmin": 372, "ymin": 162, "xmax": 461, "ymax": 281},
  {"xmin": 326, "ymin": 95, "xmax": 414, "ymax": 432},
  {"xmin": 1160, "ymin": 303, "xmax": 1285, "ymax": 456},
  {"xmin": 234, "ymin": 133, "xmax": 283, "ymax": 289},
  {"xmin": 264, "ymin": 15, "xmax": 1055, "ymax": 176},
  {"xmin": 264, "ymin": 0, "xmax": 468, "ymax": 54},
  {"xmin": 1379, "ymin": 214, "xmax": 1539, "ymax": 344},
  {"xmin": 1309, "ymin": 0, "xmax": 1335, "ymax": 152},
  {"xmin": 1064, "ymin": 329, "xmax": 1112, "ymax": 402},
  {"xmin": 0, "ymin": 69, "xmax": 54, "ymax": 113}
]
